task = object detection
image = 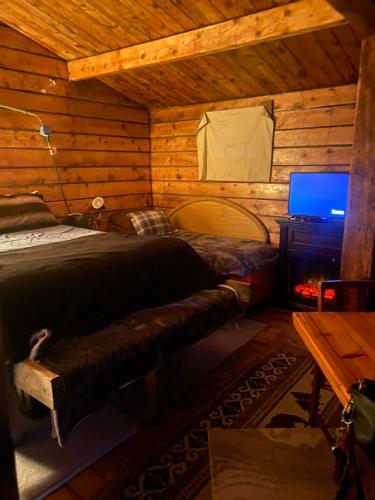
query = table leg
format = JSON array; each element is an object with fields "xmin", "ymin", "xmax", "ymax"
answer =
[{"xmin": 309, "ymin": 363, "xmax": 324, "ymax": 427}]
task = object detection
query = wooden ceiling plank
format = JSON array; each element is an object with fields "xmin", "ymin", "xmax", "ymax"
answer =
[
  {"xmin": 205, "ymin": 0, "xmax": 246, "ymax": 18},
  {"xmin": 23, "ymin": 0, "xmax": 131, "ymax": 53},
  {"xmin": 137, "ymin": 65, "xmax": 204, "ymax": 104},
  {"xmin": 252, "ymin": 43, "xmax": 304, "ymax": 91},
  {"xmin": 325, "ymin": 0, "xmax": 375, "ymax": 38},
  {"xmin": 68, "ymin": 0, "xmax": 347, "ymax": 80},
  {"xmin": 208, "ymin": 53, "xmax": 270, "ymax": 96},
  {"xmin": 74, "ymin": 0, "xmax": 149, "ymax": 46},
  {"xmin": 304, "ymin": 31, "xmax": 347, "ymax": 84},
  {"xmin": 163, "ymin": 61, "xmax": 227, "ymax": 103},
  {"xmin": 267, "ymin": 39, "xmax": 317, "ymax": 89},
  {"xmin": 0, "ymin": 24, "xmax": 58, "ymax": 58},
  {"xmin": 135, "ymin": 67, "xmax": 193, "ymax": 106},
  {"xmin": 219, "ymin": 51, "xmax": 273, "ymax": 95},
  {"xmin": 314, "ymin": 29, "xmax": 358, "ymax": 82},
  {"xmin": 333, "ymin": 25, "xmax": 361, "ymax": 72},
  {"xmin": 227, "ymin": 0, "xmax": 258, "ymax": 16},
  {"xmin": 118, "ymin": 0, "xmax": 180, "ymax": 38},
  {"xmin": 248, "ymin": 0, "xmax": 292, "ymax": 11},
  {"xmin": 174, "ymin": 61, "xmax": 230, "ymax": 102},
  {"xmin": 282, "ymin": 35, "xmax": 337, "ymax": 87},
  {"xmin": 191, "ymin": 56, "xmax": 255, "ymax": 98},
  {"xmin": 0, "ymin": 2, "xmax": 88, "ymax": 59},
  {"xmin": 13, "ymin": 0, "xmax": 107, "ymax": 53},
  {"xmin": 123, "ymin": 69, "xmax": 184, "ymax": 106},
  {"xmin": 100, "ymin": 74, "xmax": 167, "ymax": 107},
  {"xmin": 174, "ymin": 0, "xmax": 227, "ymax": 25},
  {"xmin": 122, "ymin": 0, "xmax": 184, "ymax": 39},
  {"xmin": 230, "ymin": 46, "xmax": 286, "ymax": 94}
]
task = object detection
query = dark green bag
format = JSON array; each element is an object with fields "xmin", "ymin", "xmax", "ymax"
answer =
[
  {"xmin": 351, "ymin": 380, "xmax": 375, "ymax": 462},
  {"xmin": 335, "ymin": 379, "xmax": 375, "ymax": 499}
]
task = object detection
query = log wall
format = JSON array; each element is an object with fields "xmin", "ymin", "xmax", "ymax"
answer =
[
  {"xmin": 150, "ymin": 84, "xmax": 356, "ymax": 244},
  {"xmin": 0, "ymin": 25, "xmax": 151, "ymax": 224}
]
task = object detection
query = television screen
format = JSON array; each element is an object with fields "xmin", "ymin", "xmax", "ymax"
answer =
[{"xmin": 288, "ymin": 172, "xmax": 350, "ymax": 219}]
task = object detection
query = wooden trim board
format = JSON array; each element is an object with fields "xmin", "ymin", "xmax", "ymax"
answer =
[{"xmin": 13, "ymin": 359, "xmax": 63, "ymax": 410}]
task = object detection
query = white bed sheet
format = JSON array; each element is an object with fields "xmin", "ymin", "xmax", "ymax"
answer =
[{"xmin": 0, "ymin": 225, "xmax": 99, "ymax": 253}]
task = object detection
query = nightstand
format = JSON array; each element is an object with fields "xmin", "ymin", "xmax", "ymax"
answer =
[{"xmin": 60, "ymin": 213, "xmax": 98, "ymax": 230}]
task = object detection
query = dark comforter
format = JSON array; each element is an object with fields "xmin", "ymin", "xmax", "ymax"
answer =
[
  {"xmin": 169, "ymin": 230, "xmax": 279, "ymax": 277},
  {"xmin": 0, "ymin": 232, "xmax": 220, "ymax": 362}
]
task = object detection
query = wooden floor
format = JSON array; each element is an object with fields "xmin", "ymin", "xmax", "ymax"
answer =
[{"xmin": 39, "ymin": 306, "xmax": 307, "ymax": 500}]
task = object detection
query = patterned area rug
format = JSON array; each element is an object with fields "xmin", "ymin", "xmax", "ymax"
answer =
[{"xmin": 110, "ymin": 350, "xmax": 340, "ymax": 499}]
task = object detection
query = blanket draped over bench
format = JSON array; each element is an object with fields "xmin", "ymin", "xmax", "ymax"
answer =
[
  {"xmin": 0, "ymin": 233, "xmax": 220, "ymax": 362},
  {"xmin": 42, "ymin": 288, "xmax": 240, "ymax": 444}
]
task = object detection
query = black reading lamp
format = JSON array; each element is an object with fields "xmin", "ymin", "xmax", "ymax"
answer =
[{"xmin": 0, "ymin": 105, "xmax": 104, "ymax": 229}]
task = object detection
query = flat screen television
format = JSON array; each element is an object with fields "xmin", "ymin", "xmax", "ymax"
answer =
[{"xmin": 288, "ymin": 172, "xmax": 350, "ymax": 220}]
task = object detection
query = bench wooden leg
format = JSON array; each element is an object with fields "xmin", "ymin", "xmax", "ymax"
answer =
[
  {"xmin": 143, "ymin": 370, "xmax": 161, "ymax": 422},
  {"xmin": 16, "ymin": 388, "xmax": 48, "ymax": 418}
]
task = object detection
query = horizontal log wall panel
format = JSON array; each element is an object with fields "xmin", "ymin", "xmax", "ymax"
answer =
[
  {"xmin": 0, "ymin": 25, "xmax": 57, "ymax": 57},
  {"xmin": 151, "ymin": 127, "xmax": 354, "ymax": 151},
  {"xmin": 0, "ymin": 150, "xmax": 149, "ymax": 167},
  {"xmin": 0, "ymin": 88, "xmax": 147, "ymax": 123},
  {"xmin": 0, "ymin": 180, "xmax": 151, "ymax": 202},
  {"xmin": 0, "ymin": 131, "xmax": 149, "ymax": 151},
  {"xmin": 49, "ymin": 194, "xmax": 152, "ymax": 218},
  {"xmin": 150, "ymin": 84, "xmax": 356, "ymax": 241},
  {"xmin": 0, "ymin": 110, "xmax": 149, "ymax": 138},
  {"xmin": 0, "ymin": 46, "xmax": 67, "ymax": 78},
  {"xmin": 151, "ymin": 84, "xmax": 357, "ymax": 122},
  {"xmin": 271, "ymin": 165, "xmax": 349, "ymax": 183},
  {"xmin": 0, "ymin": 68, "xmax": 144, "ymax": 107},
  {"xmin": 0, "ymin": 27, "xmax": 151, "ymax": 219},
  {"xmin": 0, "ymin": 166, "xmax": 150, "ymax": 186},
  {"xmin": 152, "ymin": 181, "xmax": 289, "ymax": 199}
]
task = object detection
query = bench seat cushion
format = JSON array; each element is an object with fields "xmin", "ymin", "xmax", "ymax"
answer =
[{"xmin": 41, "ymin": 287, "xmax": 241, "ymax": 444}]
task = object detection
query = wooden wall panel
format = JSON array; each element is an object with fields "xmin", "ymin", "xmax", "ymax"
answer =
[
  {"xmin": 150, "ymin": 84, "xmax": 356, "ymax": 244},
  {"xmin": 341, "ymin": 36, "xmax": 375, "ymax": 280},
  {"xmin": 0, "ymin": 26, "xmax": 151, "ymax": 226}
]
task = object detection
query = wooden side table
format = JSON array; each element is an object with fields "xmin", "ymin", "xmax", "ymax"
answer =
[{"xmin": 293, "ymin": 312, "xmax": 375, "ymax": 406}]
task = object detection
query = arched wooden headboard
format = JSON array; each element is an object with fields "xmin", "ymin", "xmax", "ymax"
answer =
[{"xmin": 169, "ymin": 197, "xmax": 269, "ymax": 243}]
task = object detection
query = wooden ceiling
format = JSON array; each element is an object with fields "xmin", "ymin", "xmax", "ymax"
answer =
[{"xmin": 0, "ymin": 0, "xmax": 369, "ymax": 107}]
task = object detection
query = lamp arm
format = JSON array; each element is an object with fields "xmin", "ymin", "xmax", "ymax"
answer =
[{"xmin": 0, "ymin": 104, "xmax": 70, "ymax": 215}]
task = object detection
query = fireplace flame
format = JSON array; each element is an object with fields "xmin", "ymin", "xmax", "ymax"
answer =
[{"xmin": 294, "ymin": 283, "xmax": 335, "ymax": 301}]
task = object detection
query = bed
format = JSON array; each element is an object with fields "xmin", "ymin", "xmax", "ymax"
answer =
[
  {"xmin": 0, "ymin": 193, "xmax": 243, "ymax": 445},
  {"xmin": 111, "ymin": 197, "xmax": 278, "ymax": 306}
]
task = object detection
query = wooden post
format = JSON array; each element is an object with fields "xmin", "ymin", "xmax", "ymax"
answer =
[
  {"xmin": 341, "ymin": 36, "xmax": 375, "ymax": 281},
  {"xmin": 0, "ymin": 318, "xmax": 19, "ymax": 499}
]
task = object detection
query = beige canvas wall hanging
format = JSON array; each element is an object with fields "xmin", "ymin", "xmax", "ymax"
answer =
[{"xmin": 197, "ymin": 105, "xmax": 274, "ymax": 182}]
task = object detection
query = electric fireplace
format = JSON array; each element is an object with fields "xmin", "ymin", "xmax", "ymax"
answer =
[{"xmin": 288, "ymin": 255, "xmax": 340, "ymax": 310}]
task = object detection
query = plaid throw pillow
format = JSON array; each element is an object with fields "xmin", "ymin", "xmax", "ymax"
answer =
[{"xmin": 127, "ymin": 209, "xmax": 175, "ymax": 236}]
